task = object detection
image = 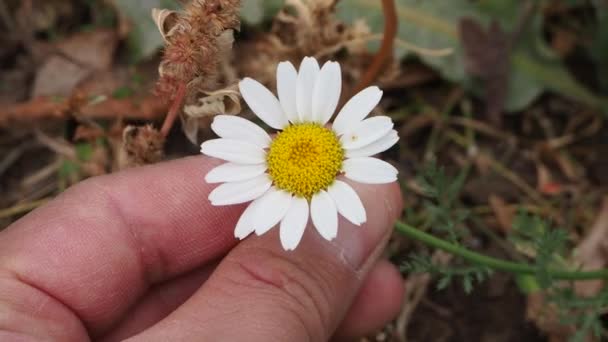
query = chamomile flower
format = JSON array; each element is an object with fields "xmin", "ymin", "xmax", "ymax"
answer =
[{"xmin": 201, "ymin": 56, "xmax": 399, "ymax": 251}]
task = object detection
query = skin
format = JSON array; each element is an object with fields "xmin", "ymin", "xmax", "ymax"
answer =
[{"xmin": 0, "ymin": 156, "xmax": 404, "ymax": 341}]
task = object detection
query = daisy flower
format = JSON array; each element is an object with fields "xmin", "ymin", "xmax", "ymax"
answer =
[{"xmin": 201, "ymin": 56, "xmax": 399, "ymax": 251}]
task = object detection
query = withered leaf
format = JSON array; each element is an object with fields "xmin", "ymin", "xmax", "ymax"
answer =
[
  {"xmin": 459, "ymin": 18, "xmax": 510, "ymax": 125},
  {"xmin": 151, "ymin": 8, "xmax": 179, "ymax": 42},
  {"xmin": 181, "ymin": 85, "xmax": 242, "ymax": 144}
]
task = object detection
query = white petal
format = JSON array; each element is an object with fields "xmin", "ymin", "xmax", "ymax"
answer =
[
  {"xmin": 211, "ymin": 115, "xmax": 271, "ymax": 148},
  {"xmin": 345, "ymin": 130, "xmax": 399, "ymax": 158},
  {"xmin": 333, "ymin": 86, "xmax": 383, "ymax": 135},
  {"xmin": 343, "ymin": 157, "xmax": 398, "ymax": 184},
  {"xmin": 341, "ymin": 116, "xmax": 394, "ymax": 150},
  {"xmin": 311, "ymin": 61, "xmax": 341, "ymax": 125},
  {"xmin": 201, "ymin": 139, "xmax": 266, "ymax": 164},
  {"xmin": 239, "ymin": 78, "xmax": 288, "ymax": 129},
  {"xmin": 311, "ymin": 190, "xmax": 338, "ymax": 241},
  {"xmin": 234, "ymin": 196, "xmax": 265, "ymax": 239},
  {"xmin": 296, "ymin": 57, "xmax": 320, "ymax": 122},
  {"xmin": 277, "ymin": 61, "xmax": 299, "ymax": 123},
  {"xmin": 254, "ymin": 189, "xmax": 293, "ymax": 236},
  {"xmin": 209, "ymin": 175, "xmax": 271, "ymax": 205},
  {"xmin": 279, "ymin": 197, "xmax": 309, "ymax": 251},
  {"xmin": 205, "ymin": 163, "xmax": 267, "ymax": 183},
  {"xmin": 327, "ymin": 180, "xmax": 366, "ymax": 225}
]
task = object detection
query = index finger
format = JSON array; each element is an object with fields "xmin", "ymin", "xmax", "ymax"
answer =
[{"xmin": 0, "ymin": 156, "xmax": 241, "ymax": 336}]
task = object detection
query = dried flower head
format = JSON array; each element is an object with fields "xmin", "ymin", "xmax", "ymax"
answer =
[
  {"xmin": 153, "ymin": 0, "xmax": 240, "ymax": 101},
  {"xmin": 122, "ymin": 125, "xmax": 165, "ymax": 167}
]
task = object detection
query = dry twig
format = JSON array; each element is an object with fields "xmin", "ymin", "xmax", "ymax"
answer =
[
  {"xmin": 0, "ymin": 199, "xmax": 49, "ymax": 220},
  {"xmin": 0, "ymin": 96, "xmax": 168, "ymax": 126},
  {"xmin": 160, "ymin": 82, "xmax": 187, "ymax": 137},
  {"xmin": 353, "ymin": 0, "xmax": 397, "ymax": 93}
]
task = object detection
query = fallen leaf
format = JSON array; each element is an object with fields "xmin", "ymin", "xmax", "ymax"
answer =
[
  {"xmin": 573, "ymin": 197, "xmax": 608, "ymax": 297},
  {"xmin": 31, "ymin": 29, "xmax": 118, "ymax": 97},
  {"xmin": 181, "ymin": 85, "xmax": 242, "ymax": 144},
  {"xmin": 489, "ymin": 194, "xmax": 515, "ymax": 233},
  {"xmin": 56, "ymin": 29, "xmax": 118, "ymax": 69},
  {"xmin": 184, "ymin": 87, "xmax": 241, "ymax": 119},
  {"xmin": 526, "ymin": 292, "xmax": 573, "ymax": 342},
  {"xmin": 536, "ymin": 163, "xmax": 563, "ymax": 196},
  {"xmin": 112, "ymin": 0, "xmax": 180, "ymax": 61},
  {"xmin": 459, "ymin": 18, "xmax": 509, "ymax": 125},
  {"xmin": 31, "ymin": 57, "xmax": 90, "ymax": 97}
]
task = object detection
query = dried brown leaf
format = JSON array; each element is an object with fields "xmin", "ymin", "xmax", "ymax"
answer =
[
  {"xmin": 181, "ymin": 85, "xmax": 241, "ymax": 144},
  {"xmin": 489, "ymin": 194, "xmax": 515, "ymax": 233},
  {"xmin": 536, "ymin": 162, "xmax": 562, "ymax": 196},
  {"xmin": 152, "ymin": 8, "xmax": 179, "ymax": 42},
  {"xmin": 527, "ymin": 292, "xmax": 573, "ymax": 342},
  {"xmin": 32, "ymin": 57, "xmax": 90, "ymax": 97},
  {"xmin": 574, "ymin": 197, "xmax": 608, "ymax": 297},
  {"xmin": 459, "ymin": 18, "xmax": 510, "ymax": 125},
  {"xmin": 31, "ymin": 29, "xmax": 118, "ymax": 97}
]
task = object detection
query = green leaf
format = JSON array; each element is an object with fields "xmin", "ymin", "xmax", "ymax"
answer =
[
  {"xmin": 436, "ymin": 275, "xmax": 452, "ymax": 290},
  {"xmin": 112, "ymin": 86, "xmax": 135, "ymax": 99},
  {"xmin": 241, "ymin": 0, "xmax": 264, "ymax": 24},
  {"xmin": 515, "ymin": 274, "xmax": 541, "ymax": 294},
  {"xmin": 75, "ymin": 143, "xmax": 94, "ymax": 162},
  {"xmin": 336, "ymin": 0, "xmax": 607, "ymax": 112},
  {"xmin": 337, "ymin": 0, "xmax": 480, "ymax": 82},
  {"xmin": 462, "ymin": 275, "xmax": 473, "ymax": 294},
  {"xmin": 59, "ymin": 160, "xmax": 80, "ymax": 178},
  {"xmin": 113, "ymin": 0, "xmax": 179, "ymax": 62}
]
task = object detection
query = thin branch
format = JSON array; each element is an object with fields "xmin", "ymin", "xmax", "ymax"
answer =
[
  {"xmin": 160, "ymin": 82, "xmax": 187, "ymax": 137},
  {"xmin": 353, "ymin": 0, "xmax": 398, "ymax": 93},
  {"xmin": 0, "ymin": 96, "xmax": 168, "ymax": 126},
  {"xmin": 0, "ymin": 199, "xmax": 49, "ymax": 220}
]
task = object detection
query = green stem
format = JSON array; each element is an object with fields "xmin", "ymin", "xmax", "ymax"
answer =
[{"xmin": 395, "ymin": 221, "xmax": 608, "ymax": 280}]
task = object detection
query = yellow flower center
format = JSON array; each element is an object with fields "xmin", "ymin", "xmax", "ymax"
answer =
[{"xmin": 267, "ymin": 123, "xmax": 344, "ymax": 199}]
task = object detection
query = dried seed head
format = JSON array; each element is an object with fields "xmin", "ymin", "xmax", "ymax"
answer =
[
  {"xmin": 153, "ymin": 0, "xmax": 241, "ymax": 101},
  {"xmin": 122, "ymin": 125, "xmax": 165, "ymax": 167}
]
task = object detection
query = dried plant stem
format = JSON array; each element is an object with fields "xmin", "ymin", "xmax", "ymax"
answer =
[
  {"xmin": 160, "ymin": 82, "xmax": 187, "ymax": 137},
  {"xmin": 395, "ymin": 221, "xmax": 608, "ymax": 280},
  {"xmin": 0, "ymin": 96, "xmax": 168, "ymax": 126},
  {"xmin": 0, "ymin": 199, "xmax": 49, "ymax": 219},
  {"xmin": 353, "ymin": 0, "xmax": 397, "ymax": 93}
]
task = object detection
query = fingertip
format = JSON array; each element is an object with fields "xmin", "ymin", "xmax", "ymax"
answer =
[{"xmin": 335, "ymin": 259, "xmax": 405, "ymax": 339}]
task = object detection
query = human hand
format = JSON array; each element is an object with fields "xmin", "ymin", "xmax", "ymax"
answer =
[{"xmin": 0, "ymin": 156, "xmax": 404, "ymax": 341}]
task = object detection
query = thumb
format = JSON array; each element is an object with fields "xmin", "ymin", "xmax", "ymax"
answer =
[{"xmin": 128, "ymin": 180, "xmax": 402, "ymax": 341}]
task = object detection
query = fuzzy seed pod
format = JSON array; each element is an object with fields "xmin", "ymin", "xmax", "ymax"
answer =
[{"xmin": 153, "ymin": 0, "xmax": 240, "ymax": 102}]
